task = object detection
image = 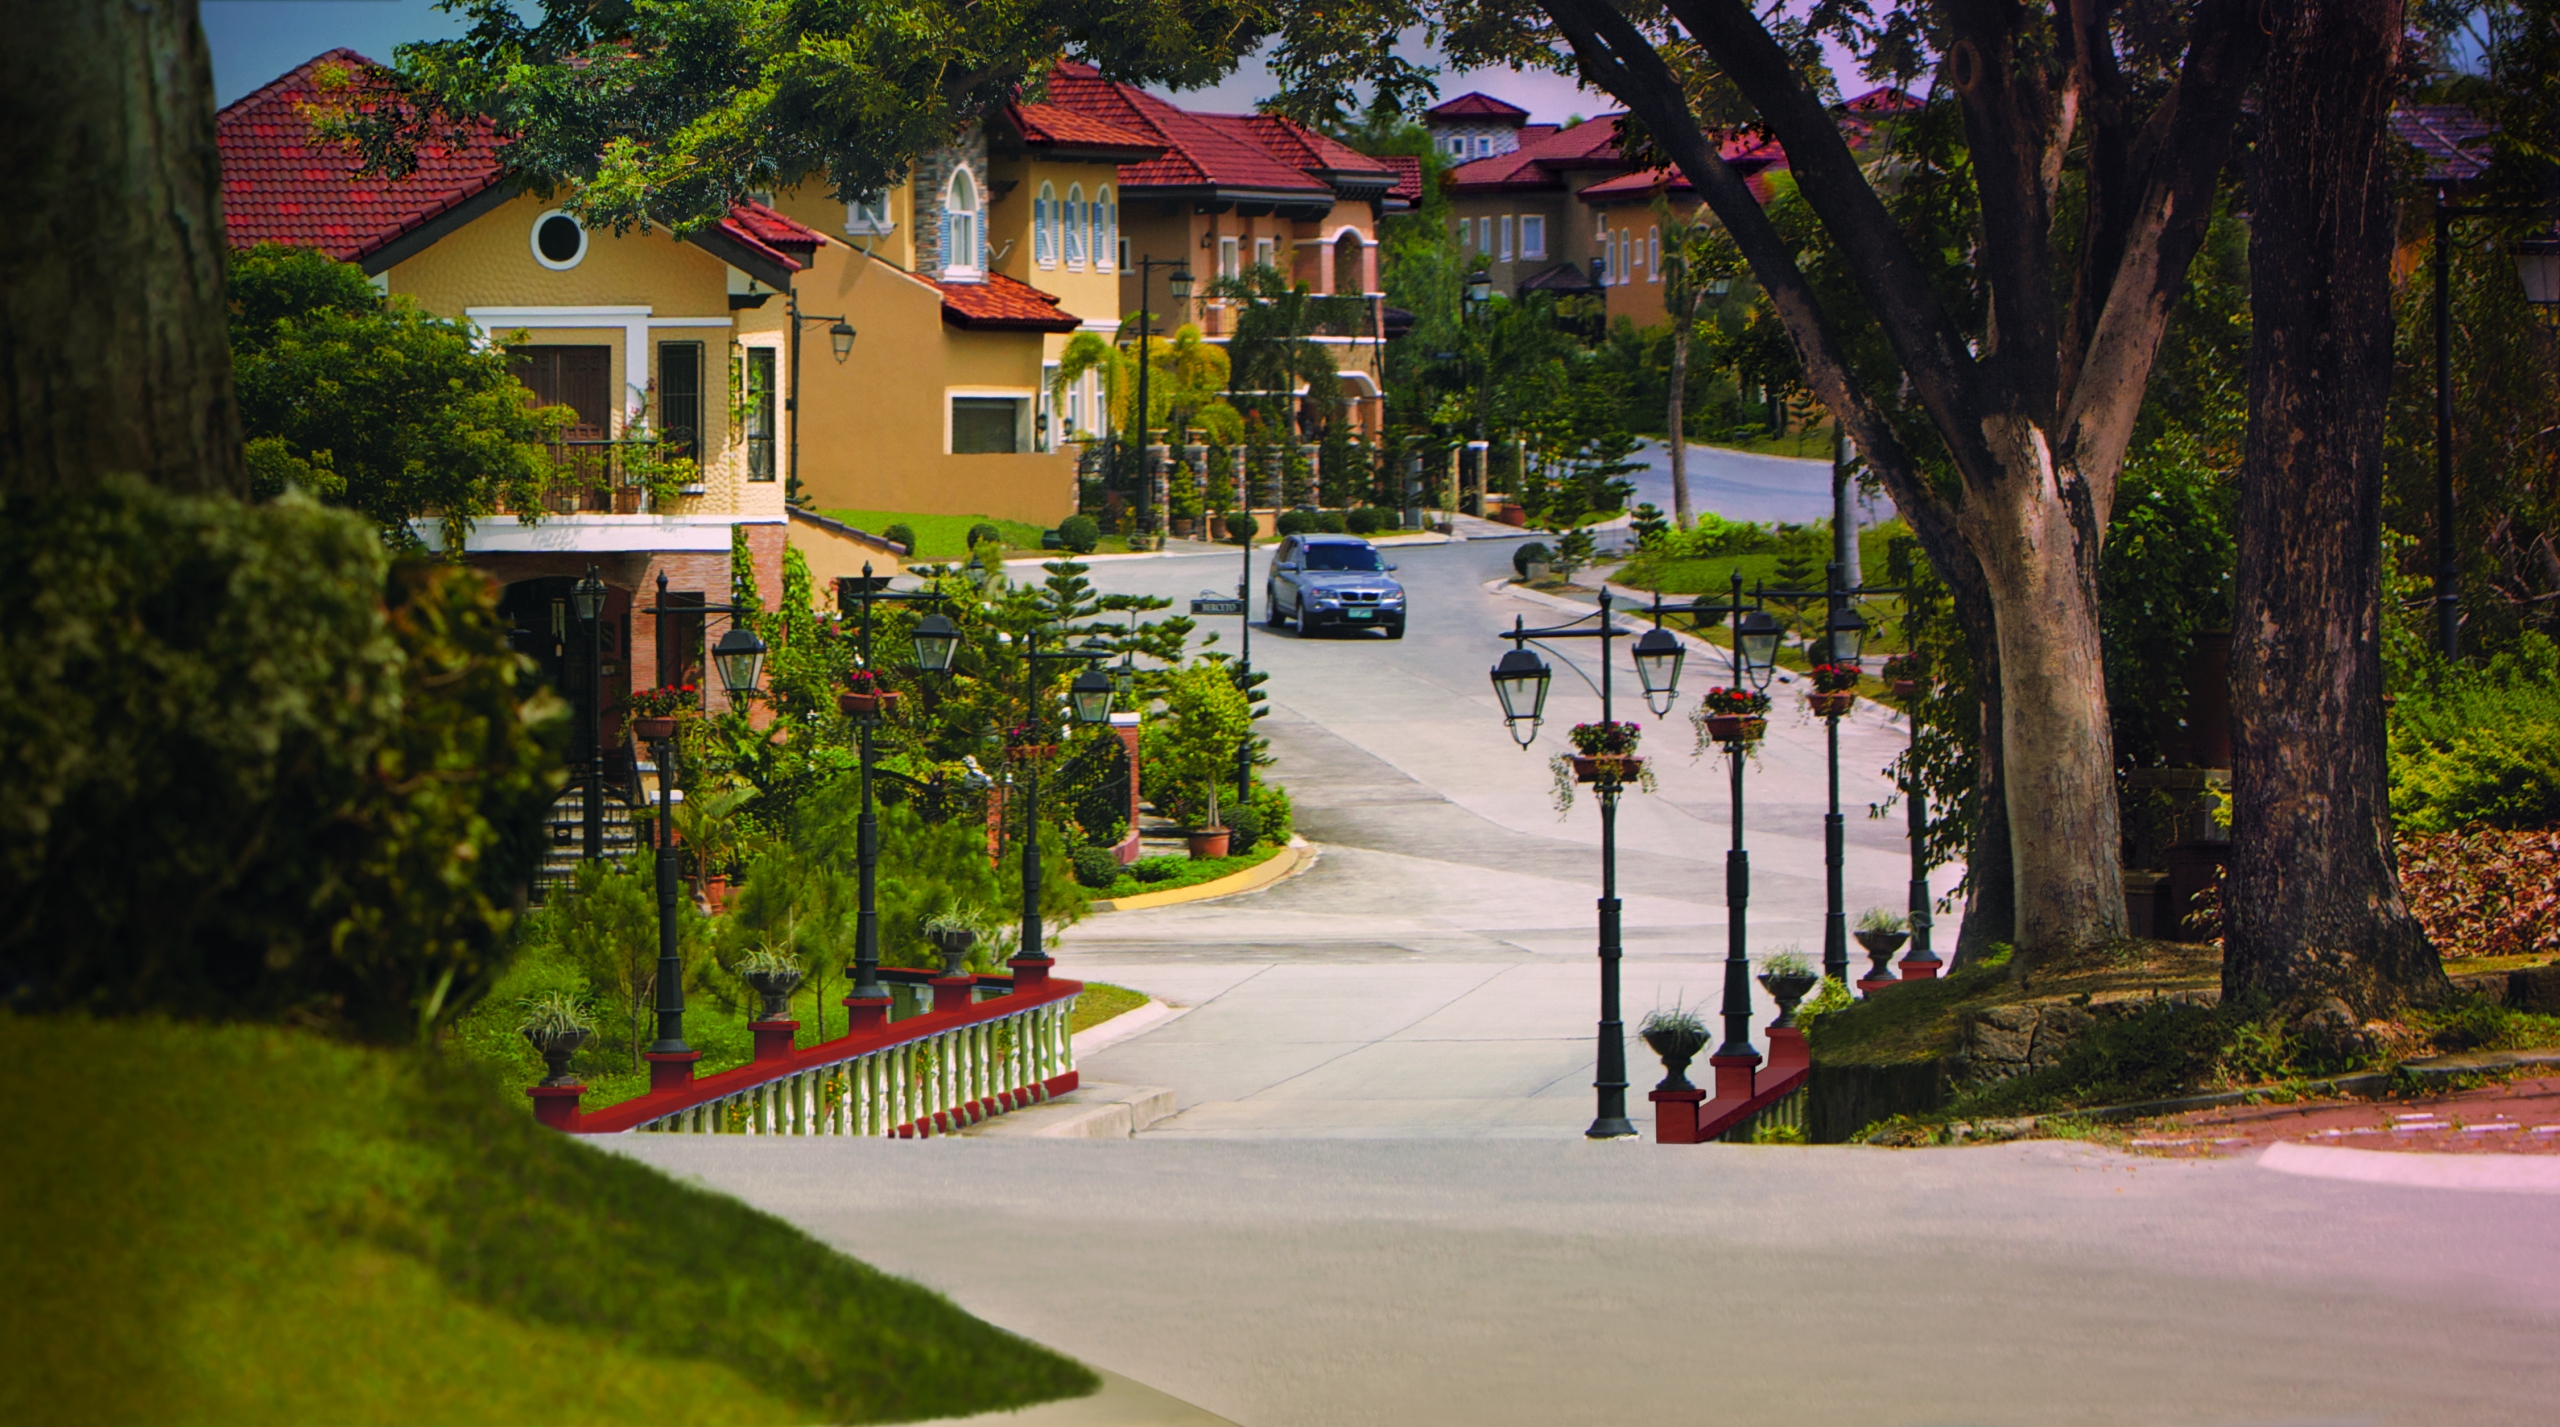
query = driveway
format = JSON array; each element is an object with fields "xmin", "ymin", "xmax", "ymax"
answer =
[{"xmin": 1047, "ymin": 535, "xmax": 1940, "ymax": 1137}]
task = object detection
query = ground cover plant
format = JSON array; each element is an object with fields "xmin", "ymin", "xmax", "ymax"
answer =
[
  {"xmin": 0, "ymin": 1014, "xmax": 1096, "ymax": 1427},
  {"xmin": 819, "ymin": 510, "xmax": 1047, "ymax": 559},
  {"xmin": 1097, "ymin": 841, "xmax": 1288, "ymax": 901}
]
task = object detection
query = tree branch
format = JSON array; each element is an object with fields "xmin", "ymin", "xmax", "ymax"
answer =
[
  {"xmin": 1541, "ymin": 0, "xmax": 1974, "ymax": 593},
  {"xmin": 1654, "ymin": 0, "xmax": 2003, "ymax": 495},
  {"xmin": 1940, "ymin": 0, "xmax": 2062, "ymax": 417},
  {"xmin": 2057, "ymin": 0, "xmax": 2269, "ymax": 516}
]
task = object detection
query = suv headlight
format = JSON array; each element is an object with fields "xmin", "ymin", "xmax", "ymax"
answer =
[
  {"xmin": 1311, "ymin": 591, "xmax": 1341, "ymax": 606},
  {"xmin": 1381, "ymin": 589, "xmax": 1406, "ymax": 604}
]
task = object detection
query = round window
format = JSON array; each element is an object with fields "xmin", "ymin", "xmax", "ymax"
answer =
[{"xmin": 531, "ymin": 211, "xmax": 588, "ymax": 269}]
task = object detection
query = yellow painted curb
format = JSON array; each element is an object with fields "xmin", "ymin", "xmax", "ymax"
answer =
[{"xmin": 1088, "ymin": 838, "xmax": 1313, "ymax": 912}]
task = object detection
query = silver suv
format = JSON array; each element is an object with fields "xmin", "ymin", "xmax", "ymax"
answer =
[{"xmin": 1266, "ymin": 533, "xmax": 1406, "ymax": 638}]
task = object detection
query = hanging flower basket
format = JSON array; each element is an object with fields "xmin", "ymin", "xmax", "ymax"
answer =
[
  {"xmin": 1008, "ymin": 742, "xmax": 1059, "ymax": 762},
  {"xmin": 838, "ymin": 689, "xmax": 903, "ymax": 717},
  {"xmin": 1890, "ymin": 680, "xmax": 1921, "ymax": 699},
  {"xmin": 632, "ymin": 715, "xmax": 679, "ymax": 742},
  {"xmin": 1705, "ymin": 714, "xmax": 1768, "ymax": 744},
  {"xmin": 1570, "ymin": 754, "xmax": 1646, "ymax": 785},
  {"xmin": 1808, "ymin": 690, "xmax": 1856, "ymax": 718}
]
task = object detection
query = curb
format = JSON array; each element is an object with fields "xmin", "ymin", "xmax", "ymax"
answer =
[
  {"xmin": 1071, "ymin": 997, "xmax": 1190, "ymax": 1057},
  {"xmin": 964, "ymin": 1082, "xmax": 1179, "ymax": 1140},
  {"xmin": 2258, "ymin": 1140, "xmax": 2560, "ymax": 1194},
  {"xmin": 1087, "ymin": 837, "xmax": 1315, "ymax": 912},
  {"xmin": 1924, "ymin": 1049, "xmax": 2560, "ymax": 1143},
  {"xmin": 914, "ymin": 1367, "xmax": 1239, "ymax": 1424}
]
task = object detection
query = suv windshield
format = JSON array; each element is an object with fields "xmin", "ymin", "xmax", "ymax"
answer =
[{"xmin": 1303, "ymin": 543, "xmax": 1384, "ymax": 572}]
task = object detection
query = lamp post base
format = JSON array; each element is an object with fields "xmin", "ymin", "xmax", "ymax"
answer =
[
  {"xmin": 1585, "ymin": 1115, "xmax": 1639, "ymax": 1140},
  {"xmin": 1897, "ymin": 954, "xmax": 1944, "ymax": 981},
  {"xmin": 644, "ymin": 1050, "xmax": 702, "ymax": 1094},
  {"xmin": 1009, "ymin": 956, "xmax": 1052, "ymax": 989}
]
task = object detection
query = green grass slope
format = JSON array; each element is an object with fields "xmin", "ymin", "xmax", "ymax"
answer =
[{"xmin": 0, "ymin": 1014, "xmax": 1096, "ymax": 1427}]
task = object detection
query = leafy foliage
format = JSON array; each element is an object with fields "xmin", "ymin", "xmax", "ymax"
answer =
[
  {"xmin": 2399, "ymin": 828, "xmax": 2560, "ymax": 961},
  {"xmin": 1142, "ymin": 663, "xmax": 1254, "ymax": 827},
  {"xmin": 0, "ymin": 479, "xmax": 564, "ymax": 1042},
  {"xmin": 229, "ymin": 246, "xmax": 570, "ymax": 552},
  {"xmin": 2390, "ymin": 634, "xmax": 2560, "ymax": 831}
]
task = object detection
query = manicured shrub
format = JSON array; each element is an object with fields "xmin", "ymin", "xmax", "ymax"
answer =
[
  {"xmin": 881, "ymin": 522, "xmax": 919, "ymax": 554},
  {"xmin": 967, "ymin": 521, "xmax": 1002, "ymax": 550},
  {"xmin": 1274, "ymin": 509, "xmax": 1318, "ymax": 536},
  {"xmin": 0, "ymin": 478, "xmax": 564, "ymax": 1041},
  {"xmin": 1057, "ymin": 514, "xmax": 1101, "ymax": 553},
  {"xmin": 1252, "ymin": 784, "xmax": 1295, "ymax": 844},
  {"xmin": 1129, "ymin": 856, "xmax": 1183, "ymax": 884},
  {"xmin": 1316, "ymin": 510, "xmax": 1347, "ymax": 534},
  {"xmin": 1071, "ymin": 846, "xmax": 1122, "ymax": 889},
  {"xmin": 2391, "ymin": 634, "xmax": 2560, "ymax": 832},
  {"xmin": 1345, "ymin": 507, "xmax": 1384, "ymax": 534},
  {"xmin": 1224, "ymin": 511, "xmax": 1258, "ymax": 544},
  {"xmin": 1513, "ymin": 541, "xmax": 1553, "ymax": 578},
  {"xmin": 1221, "ymin": 802, "xmax": 1264, "ymax": 855}
]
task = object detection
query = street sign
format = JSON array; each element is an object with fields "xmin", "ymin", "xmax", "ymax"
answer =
[{"xmin": 1190, "ymin": 596, "xmax": 1245, "ymax": 616}]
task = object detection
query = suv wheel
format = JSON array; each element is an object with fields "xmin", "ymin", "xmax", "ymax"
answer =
[
  {"xmin": 1263, "ymin": 585, "xmax": 1283, "ymax": 627},
  {"xmin": 1296, "ymin": 601, "xmax": 1316, "ymax": 638}
]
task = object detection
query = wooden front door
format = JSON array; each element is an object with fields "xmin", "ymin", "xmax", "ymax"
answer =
[{"xmin": 511, "ymin": 345, "xmax": 615, "ymax": 511}]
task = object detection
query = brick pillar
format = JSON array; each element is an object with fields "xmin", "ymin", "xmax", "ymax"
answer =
[
  {"xmin": 526, "ymin": 1085, "xmax": 584, "ymax": 1130},
  {"xmin": 751, "ymin": 1019, "xmax": 798, "ymax": 1062}
]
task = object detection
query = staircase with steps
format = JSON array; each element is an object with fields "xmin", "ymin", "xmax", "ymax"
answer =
[{"xmin": 536, "ymin": 780, "xmax": 643, "ymax": 898}]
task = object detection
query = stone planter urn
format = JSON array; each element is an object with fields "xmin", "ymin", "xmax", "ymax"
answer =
[
  {"xmin": 1854, "ymin": 929, "xmax": 1909, "ymax": 985},
  {"xmin": 1758, "ymin": 972, "xmax": 1821, "ymax": 1029},
  {"xmin": 1640, "ymin": 1022, "xmax": 1711, "ymax": 1092},
  {"xmin": 1187, "ymin": 827, "xmax": 1232, "ymax": 860},
  {"xmin": 740, "ymin": 967, "xmax": 804, "ymax": 1022},
  {"xmin": 523, "ymin": 1027, "xmax": 589, "ymax": 1088},
  {"xmin": 924, "ymin": 925, "xmax": 978, "ymax": 979}
]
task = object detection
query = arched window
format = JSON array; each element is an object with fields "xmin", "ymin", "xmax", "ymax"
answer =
[
  {"xmin": 1033, "ymin": 182, "xmax": 1056, "ymax": 267},
  {"xmin": 942, "ymin": 167, "xmax": 981, "ymax": 280},
  {"xmin": 1334, "ymin": 230, "xmax": 1365, "ymax": 295},
  {"xmin": 1096, "ymin": 187, "xmax": 1116, "ymax": 271},
  {"xmin": 1063, "ymin": 184, "xmax": 1086, "ymax": 269}
]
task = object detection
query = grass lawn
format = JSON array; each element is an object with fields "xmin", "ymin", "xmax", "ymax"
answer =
[
  {"xmin": 1684, "ymin": 423, "xmax": 1842, "ymax": 461},
  {"xmin": 1096, "ymin": 839, "xmax": 1287, "ymax": 902},
  {"xmin": 1069, "ymin": 982, "xmax": 1151, "ymax": 1036},
  {"xmin": 820, "ymin": 509, "xmax": 1050, "ymax": 560},
  {"xmin": 0, "ymin": 1014, "xmax": 1096, "ymax": 1427}
]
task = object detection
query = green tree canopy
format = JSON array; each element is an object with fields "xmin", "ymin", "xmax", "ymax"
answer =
[{"xmin": 229, "ymin": 245, "xmax": 569, "ymax": 552}]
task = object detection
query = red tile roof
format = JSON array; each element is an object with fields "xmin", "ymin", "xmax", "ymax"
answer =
[
  {"xmin": 1842, "ymin": 86, "xmax": 1926, "ymax": 114},
  {"xmin": 218, "ymin": 48, "xmax": 507, "ymax": 264},
  {"xmin": 220, "ymin": 49, "xmax": 818, "ymax": 273},
  {"xmin": 2394, "ymin": 103, "xmax": 2495, "ymax": 183},
  {"xmin": 931, "ymin": 271, "xmax": 1083, "ymax": 332},
  {"xmin": 1381, "ymin": 155, "xmax": 1424, "ymax": 206},
  {"xmin": 1042, "ymin": 62, "xmax": 1348, "ymax": 198},
  {"xmin": 1575, "ymin": 133, "xmax": 1783, "ymax": 204},
  {"xmin": 1241, "ymin": 114, "xmax": 1395, "ymax": 183},
  {"xmin": 1444, "ymin": 115, "xmax": 1631, "ymax": 193},
  {"xmin": 1007, "ymin": 101, "xmax": 1165, "ymax": 158},
  {"xmin": 1428, "ymin": 92, "xmax": 1530, "ymax": 122}
]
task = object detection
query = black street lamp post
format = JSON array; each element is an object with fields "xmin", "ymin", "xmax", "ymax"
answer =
[
  {"xmin": 836, "ymin": 566, "xmax": 962, "ymax": 1024},
  {"xmin": 637, "ymin": 571, "xmax": 767, "ymax": 1092},
  {"xmin": 1489, "ymin": 588, "xmax": 1685, "ymax": 1139},
  {"xmin": 1818, "ymin": 600, "xmax": 1869, "ymax": 986},
  {"xmin": 1010, "ymin": 632, "xmax": 1116, "ymax": 981},
  {"xmin": 1688, "ymin": 573, "xmax": 1782, "ymax": 1089},
  {"xmin": 2430, "ymin": 197, "xmax": 2560, "ymax": 657},
  {"xmin": 1464, "ymin": 269, "xmax": 1493, "ymax": 515},
  {"xmin": 572, "ymin": 566, "xmax": 608, "ymax": 862}
]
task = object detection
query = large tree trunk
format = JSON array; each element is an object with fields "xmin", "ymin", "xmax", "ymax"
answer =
[
  {"xmin": 1948, "ymin": 573, "xmax": 2017, "ymax": 966},
  {"xmin": 1965, "ymin": 428, "xmax": 2127, "ymax": 958},
  {"xmin": 0, "ymin": 0, "xmax": 239, "ymax": 496},
  {"xmin": 2227, "ymin": 0, "xmax": 2441, "ymax": 1014}
]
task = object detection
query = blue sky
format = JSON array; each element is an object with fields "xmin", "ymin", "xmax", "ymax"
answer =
[{"xmin": 201, "ymin": 1, "xmax": 1613, "ymax": 120}]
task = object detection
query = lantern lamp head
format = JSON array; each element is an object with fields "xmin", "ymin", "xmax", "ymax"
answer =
[
  {"xmin": 1169, "ymin": 264, "xmax": 1194, "ymax": 300},
  {"xmin": 910, "ymin": 612, "xmax": 961, "ymax": 674},
  {"xmin": 1489, "ymin": 647, "xmax": 1552, "ymax": 746},
  {"xmin": 712, "ymin": 624, "xmax": 768, "ymax": 699},
  {"xmin": 571, "ymin": 566, "xmax": 607, "ymax": 622},
  {"xmin": 1826, "ymin": 606, "xmax": 1869, "ymax": 665},
  {"xmin": 1632, "ymin": 626, "xmax": 1685, "ymax": 716},
  {"xmin": 828, "ymin": 321, "xmax": 857, "ymax": 362},
  {"xmin": 2517, "ymin": 235, "xmax": 2560, "ymax": 307},
  {"xmin": 1737, "ymin": 609, "xmax": 1783, "ymax": 689},
  {"xmin": 1068, "ymin": 666, "xmax": 1115, "ymax": 726}
]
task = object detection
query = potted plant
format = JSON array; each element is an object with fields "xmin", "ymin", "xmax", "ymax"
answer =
[
  {"xmin": 1757, "ymin": 949, "xmax": 1821, "ymax": 1028},
  {"xmin": 1881, "ymin": 654, "xmax": 1927, "ymax": 701},
  {"xmin": 624, "ymin": 682, "xmax": 699, "ymax": 741},
  {"xmin": 838, "ymin": 667, "xmax": 902, "ymax": 718},
  {"xmin": 922, "ymin": 913, "xmax": 979, "ymax": 978},
  {"xmin": 517, "ymin": 991, "xmax": 595, "ymax": 1087},
  {"xmin": 1806, "ymin": 664, "xmax": 1860, "ymax": 718},
  {"xmin": 1697, "ymin": 686, "xmax": 1772, "ymax": 745},
  {"xmin": 1188, "ymin": 778, "xmax": 1232, "ymax": 859},
  {"xmin": 735, "ymin": 947, "xmax": 805, "ymax": 1022},
  {"xmin": 1004, "ymin": 722, "xmax": 1058, "ymax": 762},
  {"xmin": 1855, "ymin": 907, "xmax": 1910, "ymax": 983},
  {"xmin": 1639, "ymin": 1004, "xmax": 1712, "ymax": 1092},
  {"xmin": 1567, "ymin": 720, "xmax": 1644, "ymax": 784}
]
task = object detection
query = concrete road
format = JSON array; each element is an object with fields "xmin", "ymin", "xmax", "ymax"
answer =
[
  {"xmin": 1622, "ymin": 437, "xmax": 1897, "ymax": 531},
  {"xmin": 614, "ymin": 1134, "xmax": 2560, "ymax": 1426},
  {"xmin": 1044, "ymin": 535, "xmax": 1945, "ymax": 1137}
]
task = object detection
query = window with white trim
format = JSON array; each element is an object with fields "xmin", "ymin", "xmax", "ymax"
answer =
[
  {"xmin": 1521, "ymin": 214, "xmax": 1546, "ymax": 259},
  {"xmin": 531, "ymin": 209, "xmax": 588, "ymax": 270},
  {"xmin": 1498, "ymin": 215, "xmax": 1513, "ymax": 261},
  {"xmin": 1477, "ymin": 216, "xmax": 1492, "ymax": 252},
  {"xmin": 846, "ymin": 192, "xmax": 895, "ymax": 235},
  {"xmin": 1254, "ymin": 236, "xmax": 1275, "ymax": 271},
  {"xmin": 1033, "ymin": 183, "xmax": 1056, "ymax": 266},
  {"xmin": 1475, "ymin": 135, "xmax": 1491, "ymax": 156},
  {"xmin": 1647, "ymin": 226, "xmax": 1660, "ymax": 282},
  {"xmin": 1219, "ymin": 235, "xmax": 1240, "ymax": 279},
  {"xmin": 1064, "ymin": 184, "xmax": 1087, "ymax": 269},
  {"xmin": 1096, "ymin": 187, "xmax": 1116, "ymax": 271},
  {"xmin": 941, "ymin": 166, "xmax": 982, "ymax": 281}
]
